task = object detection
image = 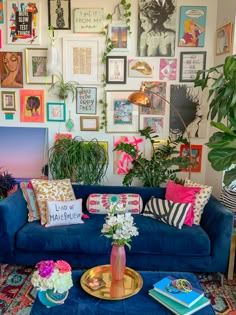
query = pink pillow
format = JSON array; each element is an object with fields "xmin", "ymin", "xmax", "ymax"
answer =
[{"xmin": 165, "ymin": 181, "xmax": 201, "ymax": 226}]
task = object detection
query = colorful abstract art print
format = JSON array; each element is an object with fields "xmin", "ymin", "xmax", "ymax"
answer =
[
  {"xmin": 7, "ymin": 1, "xmax": 40, "ymax": 44},
  {"xmin": 0, "ymin": 52, "xmax": 23, "ymax": 88},
  {"xmin": 140, "ymin": 81, "xmax": 166, "ymax": 115},
  {"xmin": 159, "ymin": 58, "xmax": 177, "ymax": 80},
  {"xmin": 20, "ymin": 89, "xmax": 44, "ymax": 122},
  {"xmin": 113, "ymin": 136, "xmax": 145, "ymax": 175},
  {"xmin": 180, "ymin": 144, "xmax": 202, "ymax": 172},
  {"xmin": 178, "ymin": 6, "xmax": 207, "ymax": 47}
]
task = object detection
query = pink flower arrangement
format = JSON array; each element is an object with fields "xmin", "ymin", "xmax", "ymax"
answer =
[{"xmin": 31, "ymin": 260, "xmax": 73, "ymax": 293}]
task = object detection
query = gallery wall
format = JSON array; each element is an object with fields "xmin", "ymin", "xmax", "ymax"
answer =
[{"xmin": 0, "ymin": 0, "xmax": 226, "ymax": 193}]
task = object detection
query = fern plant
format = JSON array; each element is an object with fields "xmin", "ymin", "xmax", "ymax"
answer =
[{"xmin": 113, "ymin": 127, "xmax": 190, "ymax": 187}]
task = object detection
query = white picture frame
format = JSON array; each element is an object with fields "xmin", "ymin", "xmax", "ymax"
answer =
[
  {"xmin": 63, "ymin": 35, "xmax": 102, "ymax": 85},
  {"xmin": 109, "ymin": 22, "xmax": 129, "ymax": 51},
  {"xmin": 7, "ymin": 1, "xmax": 41, "ymax": 45},
  {"xmin": 106, "ymin": 90, "xmax": 139, "ymax": 133}
]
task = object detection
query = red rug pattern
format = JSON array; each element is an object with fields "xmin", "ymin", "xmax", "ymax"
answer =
[{"xmin": 1, "ymin": 265, "xmax": 236, "ymax": 314}]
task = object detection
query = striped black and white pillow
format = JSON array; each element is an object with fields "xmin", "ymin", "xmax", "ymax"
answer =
[{"xmin": 143, "ymin": 197, "xmax": 191, "ymax": 229}]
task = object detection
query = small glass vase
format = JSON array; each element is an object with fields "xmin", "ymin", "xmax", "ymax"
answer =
[
  {"xmin": 38, "ymin": 289, "xmax": 68, "ymax": 308},
  {"xmin": 110, "ymin": 244, "xmax": 126, "ymax": 281}
]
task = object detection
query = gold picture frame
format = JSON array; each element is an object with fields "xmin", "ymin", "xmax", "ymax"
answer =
[
  {"xmin": 80, "ymin": 116, "xmax": 99, "ymax": 131},
  {"xmin": 1, "ymin": 91, "xmax": 16, "ymax": 111}
]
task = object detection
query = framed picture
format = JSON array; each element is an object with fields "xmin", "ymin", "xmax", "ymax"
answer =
[
  {"xmin": 80, "ymin": 116, "xmax": 99, "ymax": 131},
  {"xmin": 25, "ymin": 48, "xmax": 53, "ymax": 84},
  {"xmin": 140, "ymin": 115, "xmax": 164, "ymax": 137},
  {"xmin": 7, "ymin": 1, "xmax": 40, "ymax": 44},
  {"xmin": 109, "ymin": 23, "xmax": 129, "ymax": 51},
  {"xmin": 180, "ymin": 51, "xmax": 206, "ymax": 82},
  {"xmin": 128, "ymin": 58, "xmax": 154, "ymax": 78},
  {"xmin": 216, "ymin": 22, "xmax": 233, "ymax": 55},
  {"xmin": 0, "ymin": 0, "xmax": 3, "ymax": 24},
  {"xmin": 0, "ymin": 29, "xmax": 2, "ymax": 48},
  {"xmin": 0, "ymin": 52, "xmax": 23, "ymax": 88},
  {"xmin": 106, "ymin": 56, "xmax": 127, "ymax": 84},
  {"xmin": 159, "ymin": 58, "xmax": 177, "ymax": 80},
  {"xmin": 20, "ymin": 89, "xmax": 44, "ymax": 122},
  {"xmin": 47, "ymin": 102, "xmax": 66, "ymax": 122},
  {"xmin": 76, "ymin": 87, "xmax": 97, "ymax": 114},
  {"xmin": 1, "ymin": 91, "xmax": 16, "ymax": 111},
  {"xmin": 180, "ymin": 144, "xmax": 202, "ymax": 172},
  {"xmin": 73, "ymin": 8, "xmax": 104, "ymax": 33},
  {"xmin": 178, "ymin": 6, "xmax": 207, "ymax": 47},
  {"xmin": 140, "ymin": 81, "xmax": 166, "ymax": 115},
  {"xmin": 63, "ymin": 35, "xmax": 101, "ymax": 84},
  {"xmin": 48, "ymin": 0, "xmax": 71, "ymax": 30},
  {"xmin": 98, "ymin": 141, "xmax": 108, "ymax": 154},
  {"xmin": 106, "ymin": 90, "xmax": 139, "ymax": 133}
]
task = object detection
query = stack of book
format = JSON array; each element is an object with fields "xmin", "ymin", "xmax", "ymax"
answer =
[{"xmin": 148, "ymin": 276, "xmax": 211, "ymax": 315}]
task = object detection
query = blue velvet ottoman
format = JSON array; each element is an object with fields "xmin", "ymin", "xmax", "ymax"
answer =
[{"xmin": 30, "ymin": 270, "xmax": 215, "ymax": 315}]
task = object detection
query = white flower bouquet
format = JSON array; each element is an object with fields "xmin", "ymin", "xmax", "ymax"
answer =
[
  {"xmin": 101, "ymin": 202, "xmax": 139, "ymax": 249},
  {"xmin": 31, "ymin": 260, "xmax": 73, "ymax": 294}
]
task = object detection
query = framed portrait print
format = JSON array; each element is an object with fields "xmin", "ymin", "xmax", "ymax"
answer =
[
  {"xmin": 73, "ymin": 8, "xmax": 104, "ymax": 33},
  {"xmin": 180, "ymin": 51, "xmax": 206, "ymax": 82},
  {"xmin": 180, "ymin": 144, "xmax": 202, "ymax": 172},
  {"xmin": 106, "ymin": 90, "xmax": 139, "ymax": 133},
  {"xmin": 20, "ymin": 89, "xmax": 44, "ymax": 122},
  {"xmin": 25, "ymin": 48, "xmax": 53, "ymax": 84},
  {"xmin": 7, "ymin": 1, "xmax": 40, "ymax": 44},
  {"xmin": 109, "ymin": 23, "xmax": 129, "ymax": 51},
  {"xmin": 0, "ymin": 52, "xmax": 23, "ymax": 88},
  {"xmin": 48, "ymin": 0, "xmax": 71, "ymax": 30},
  {"xmin": 47, "ymin": 102, "xmax": 65, "ymax": 122},
  {"xmin": 106, "ymin": 56, "xmax": 127, "ymax": 84},
  {"xmin": 1, "ymin": 91, "xmax": 16, "ymax": 111},
  {"xmin": 216, "ymin": 23, "xmax": 233, "ymax": 55},
  {"xmin": 63, "ymin": 35, "xmax": 101, "ymax": 84},
  {"xmin": 76, "ymin": 87, "xmax": 97, "ymax": 114},
  {"xmin": 80, "ymin": 116, "xmax": 99, "ymax": 131}
]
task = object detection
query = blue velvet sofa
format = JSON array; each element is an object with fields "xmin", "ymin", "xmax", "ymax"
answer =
[{"xmin": 0, "ymin": 184, "xmax": 233, "ymax": 273}]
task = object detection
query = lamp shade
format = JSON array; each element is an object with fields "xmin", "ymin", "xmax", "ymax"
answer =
[{"xmin": 128, "ymin": 91, "xmax": 151, "ymax": 107}]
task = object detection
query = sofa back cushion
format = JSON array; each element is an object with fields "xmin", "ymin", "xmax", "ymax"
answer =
[
  {"xmin": 86, "ymin": 193, "xmax": 143, "ymax": 214},
  {"xmin": 45, "ymin": 199, "xmax": 83, "ymax": 227},
  {"xmin": 31, "ymin": 179, "xmax": 76, "ymax": 225}
]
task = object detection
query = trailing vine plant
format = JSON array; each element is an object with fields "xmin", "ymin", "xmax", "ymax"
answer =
[{"xmin": 99, "ymin": 0, "xmax": 132, "ymax": 130}]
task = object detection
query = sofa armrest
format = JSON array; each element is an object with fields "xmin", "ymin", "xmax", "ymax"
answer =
[
  {"xmin": 201, "ymin": 195, "xmax": 233, "ymax": 270},
  {"xmin": 0, "ymin": 189, "xmax": 28, "ymax": 254}
]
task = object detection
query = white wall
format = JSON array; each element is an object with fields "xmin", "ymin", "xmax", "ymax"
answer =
[{"xmin": 0, "ymin": 0, "xmax": 222, "ymax": 189}]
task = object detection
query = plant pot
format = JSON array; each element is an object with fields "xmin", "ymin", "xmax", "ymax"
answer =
[
  {"xmin": 110, "ymin": 244, "xmax": 126, "ymax": 281},
  {"xmin": 38, "ymin": 289, "xmax": 68, "ymax": 308}
]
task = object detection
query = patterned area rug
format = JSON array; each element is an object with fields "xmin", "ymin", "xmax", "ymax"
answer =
[{"xmin": 1, "ymin": 265, "xmax": 236, "ymax": 314}]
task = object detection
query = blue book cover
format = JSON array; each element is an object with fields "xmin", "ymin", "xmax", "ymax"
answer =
[
  {"xmin": 153, "ymin": 276, "xmax": 204, "ymax": 308},
  {"xmin": 149, "ymin": 289, "xmax": 211, "ymax": 315}
]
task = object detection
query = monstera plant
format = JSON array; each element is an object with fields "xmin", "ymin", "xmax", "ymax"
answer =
[
  {"xmin": 113, "ymin": 127, "xmax": 190, "ymax": 187},
  {"xmin": 194, "ymin": 54, "xmax": 236, "ymax": 186}
]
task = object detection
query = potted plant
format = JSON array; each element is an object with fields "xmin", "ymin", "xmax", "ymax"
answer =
[
  {"xmin": 113, "ymin": 127, "xmax": 190, "ymax": 187},
  {"xmin": 194, "ymin": 54, "xmax": 236, "ymax": 187},
  {"xmin": 0, "ymin": 167, "xmax": 17, "ymax": 200},
  {"xmin": 49, "ymin": 72, "xmax": 79, "ymax": 102},
  {"xmin": 48, "ymin": 135, "xmax": 109, "ymax": 185}
]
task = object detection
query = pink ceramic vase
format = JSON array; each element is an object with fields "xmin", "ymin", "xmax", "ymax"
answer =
[{"xmin": 110, "ymin": 244, "xmax": 126, "ymax": 281}]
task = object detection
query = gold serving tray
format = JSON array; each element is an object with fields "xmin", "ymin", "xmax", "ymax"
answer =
[{"xmin": 80, "ymin": 264, "xmax": 143, "ymax": 300}]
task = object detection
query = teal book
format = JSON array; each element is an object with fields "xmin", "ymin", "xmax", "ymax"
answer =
[
  {"xmin": 149, "ymin": 289, "xmax": 211, "ymax": 315},
  {"xmin": 153, "ymin": 276, "xmax": 204, "ymax": 308}
]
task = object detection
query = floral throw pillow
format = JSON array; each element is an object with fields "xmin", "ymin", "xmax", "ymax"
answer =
[{"xmin": 20, "ymin": 181, "xmax": 40, "ymax": 222}]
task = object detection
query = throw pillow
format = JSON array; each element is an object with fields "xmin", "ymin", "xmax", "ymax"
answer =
[
  {"xmin": 31, "ymin": 179, "xmax": 76, "ymax": 225},
  {"xmin": 86, "ymin": 193, "xmax": 143, "ymax": 214},
  {"xmin": 184, "ymin": 179, "xmax": 213, "ymax": 225},
  {"xmin": 20, "ymin": 182, "xmax": 40, "ymax": 222},
  {"xmin": 45, "ymin": 199, "xmax": 83, "ymax": 227},
  {"xmin": 165, "ymin": 181, "xmax": 201, "ymax": 226},
  {"xmin": 143, "ymin": 197, "xmax": 191, "ymax": 229}
]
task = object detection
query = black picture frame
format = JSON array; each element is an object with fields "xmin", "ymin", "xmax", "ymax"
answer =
[
  {"xmin": 48, "ymin": 0, "xmax": 71, "ymax": 30},
  {"xmin": 180, "ymin": 51, "xmax": 206, "ymax": 82},
  {"xmin": 106, "ymin": 56, "xmax": 127, "ymax": 84}
]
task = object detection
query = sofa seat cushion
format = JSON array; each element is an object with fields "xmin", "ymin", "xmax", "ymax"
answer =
[{"xmin": 16, "ymin": 214, "xmax": 210, "ymax": 256}]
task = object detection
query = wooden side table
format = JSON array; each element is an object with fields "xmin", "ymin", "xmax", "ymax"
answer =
[{"xmin": 227, "ymin": 228, "xmax": 236, "ymax": 280}]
